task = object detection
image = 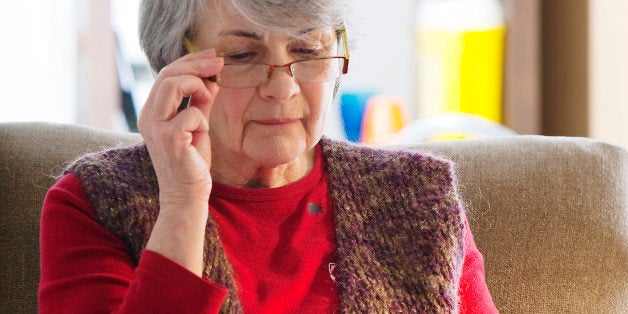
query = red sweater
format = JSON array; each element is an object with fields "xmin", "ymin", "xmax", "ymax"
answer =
[{"xmin": 39, "ymin": 150, "xmax": 497, "ymax": 313}]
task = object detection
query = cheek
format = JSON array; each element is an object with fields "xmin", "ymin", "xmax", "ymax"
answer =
[
  {"xmin": 209, "ymin": 89, "xmax": 255, "ymax": 131},
  {"xmin": 303, "ymin": 82, "xmax": 336, "ymax": 126}
]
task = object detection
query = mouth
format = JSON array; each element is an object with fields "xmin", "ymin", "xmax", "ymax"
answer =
[{"xmin": 252, "ymin": 119, "xmax": 300, "ymax": 125}]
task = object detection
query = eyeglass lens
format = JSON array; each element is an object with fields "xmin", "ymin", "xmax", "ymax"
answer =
[{"xmin": 216, "ymin": 58, "xmax": 345, "ymax": 88}]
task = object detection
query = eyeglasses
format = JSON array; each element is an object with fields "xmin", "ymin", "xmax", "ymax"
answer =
[{"xmin": 183, "ymin": 29, "xmax": 350, "ymax": 89}]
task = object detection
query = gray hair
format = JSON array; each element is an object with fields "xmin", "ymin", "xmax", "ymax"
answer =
[{"xmin": 139, "ymin": 0, "xmax": 355, "ymax": 73}]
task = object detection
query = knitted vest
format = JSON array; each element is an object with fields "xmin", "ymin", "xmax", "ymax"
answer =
[{"xmin": 66, "ymin": 138, "xmax": 465, "ymax": 313}]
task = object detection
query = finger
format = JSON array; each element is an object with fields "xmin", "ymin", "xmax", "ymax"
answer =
[
  {"xmin": 168, "ymin": 106, "xmax": 210, "ymax": 154},
  {"xmin": 171, "ymin": 106, "xmax": 209, "ymax": 135},
  {"xmin": 182, "ymin": 108, "xmax": 211, "ymax": 153},
  {"xmin": 191, "ymin": 127, "xmax": 212, "ymax": 166},
  {"xmin": 145, "ymin": 106, "xmax": 205, "ymax": 151},
  {"xmin": 189, "ymin": 82, "xmax": 220, "ymax": 119},
  {"xmin": 149, "ymin": 75, "xmax": 212, "ymax": 121},
  {"xmin": 139, "ymin": 50, "xmax": 223, "ymax": 133},
  {"xmin": 157, "ymin": 50, "xmax": 223, "ymax": 85}
]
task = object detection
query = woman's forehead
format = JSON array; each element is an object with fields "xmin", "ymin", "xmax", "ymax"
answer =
[
  {"xmin": 197, "ymin": 20, "xmax": 336, "ymax": 47},
  {"xmin": 199, "ymin": 1, "xmax": 337, "ymax": 43},
  {"xmin": 216, "ymin": 28, "xmax": 336, "ymax": 43}
]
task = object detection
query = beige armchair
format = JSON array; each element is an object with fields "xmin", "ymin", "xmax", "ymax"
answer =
[{"xmin": 1, "ymin": 122, "xmax": 627, "ymax": 313}]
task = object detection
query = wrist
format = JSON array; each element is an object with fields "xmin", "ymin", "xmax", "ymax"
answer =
[
  {"xmin": 146, "ymin": 203, "xmax": 210, "ymax": 276},
  {"xmin": 157, "ymin": 201, "xmax": 210, "ymax": 222},
  {"xmin": 159, "ymin": 189, "xmax": 211, "ymax": 208}
]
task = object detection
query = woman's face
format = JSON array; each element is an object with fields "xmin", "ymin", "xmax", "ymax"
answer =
[{"xmin": 191, "ymin": 5, "xmax": 339, "ymax": 168}]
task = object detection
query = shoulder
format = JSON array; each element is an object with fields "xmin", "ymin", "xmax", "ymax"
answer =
[
  {"xmin": 63, "ymin": 142, "xmax": 158, "ymax": 222},
  {"xmin": 62, "ymin": 141, "xmax": 155, "ymax": 196},
  {"xmin": 62, "ymin": 143, "xmax": 159, "ymax": 261},
  {"xmin": 65, "ymin": 142, "xmax": 150, "ymax": 175},
  {"xmin": 64, "ymin": 143, "xmax": 156, "ymax": 190},
  {"xmin": 319, "ymin": 137, "xmax": 457, "ymax": 191}
]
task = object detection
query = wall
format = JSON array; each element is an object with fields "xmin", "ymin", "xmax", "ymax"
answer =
[
  {"xmin": 342, "ymin": 0, "xmax": 417, "ymax": 114},
  {"xmin": 77, "ymin": 0, "xmax": 120, "ymax": 130},
  {"xmin": 0, "ymin": 1, "xmax": 78, "ymax": 123},
  {"xmin": 589, "ymin": 0, "xmax": 628, "ymax": 147},
  {"xmin": 542, "ymin": 0, "xmax": 628, "ymax": 148}
]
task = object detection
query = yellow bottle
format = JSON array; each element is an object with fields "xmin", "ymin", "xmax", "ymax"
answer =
[{"xmin": 416, "ymin": 0, "xmax": 505, "ymax": 123}]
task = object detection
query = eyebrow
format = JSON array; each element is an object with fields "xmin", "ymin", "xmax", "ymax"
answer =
[
  {"xmin": 218, "ymin": 30, "xmax": 263, "ymax": 40},
  {"xmin": 218, "ymin": 28, "xmax": 321, "ymax": 41}
]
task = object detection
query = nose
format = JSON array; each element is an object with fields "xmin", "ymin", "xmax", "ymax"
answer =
[{"xmin": 259, "ymin": 64, "xmax": 300, "ymax": 102}]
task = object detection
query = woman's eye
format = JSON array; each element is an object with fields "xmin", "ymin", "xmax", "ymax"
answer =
[
  {"xmin": 294, "ymin": 47, "xmax": 325, "ymax": 57},
  {"xmin": 224, "ymin": 51, "xmax": 256, "ymax": 62}
]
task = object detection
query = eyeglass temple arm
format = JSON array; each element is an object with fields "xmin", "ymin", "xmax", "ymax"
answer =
[
  {"xmin": 183, "ymin": 36, "xmax": 218, "ymax": 82},
  {"xmin": 339, "ymin": 29, "xmax": 350, "ymax": 74},
  {"xmin": 183, "ymin": 36, "xmax": 196, "ymax": 53}
]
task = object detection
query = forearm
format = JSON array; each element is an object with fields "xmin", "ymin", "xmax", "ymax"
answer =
[
  {"xmin": 145, "ymin": 201, "xmax": 210, "ymax": 277},
  {"xmin": 119, "ymin": 250, "xmax": 227, "ymax": 313},
  {"xmin": 39, "ymin": 174, "xmax": 226, "ymax": 313}
]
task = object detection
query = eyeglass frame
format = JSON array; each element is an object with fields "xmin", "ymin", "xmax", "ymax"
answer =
[{"xmin": 182, "ymin": 28, "xmax": 350, "ymax": 88}]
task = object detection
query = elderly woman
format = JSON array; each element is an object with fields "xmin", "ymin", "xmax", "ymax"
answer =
[{"xmin": 39, "ymin": 0, "xmax": 497, "ymax": 313}]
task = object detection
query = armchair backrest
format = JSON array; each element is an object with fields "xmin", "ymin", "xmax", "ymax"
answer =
[
  {"xmin": 406, "ymin": 136, "xmax": 628, "ymax": 313},
  {"xmin": 0, "ymin": 122, "xmax": 141, "ymax": 313},
  {"xmin": 1, "ymin": 122, "xmax": 626, "ymax": 313}
]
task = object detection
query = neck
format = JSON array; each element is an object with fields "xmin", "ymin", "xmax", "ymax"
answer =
[{"xmin": 210, "ymin": 147, "xmax": 316, "ymax": 189}]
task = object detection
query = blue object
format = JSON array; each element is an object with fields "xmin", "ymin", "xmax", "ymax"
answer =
[{"xmin": 340, "ymin": 91, "xmax": 375, "ymax": 142}]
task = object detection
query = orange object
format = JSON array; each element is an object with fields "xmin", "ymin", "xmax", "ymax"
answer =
[{"xmin": 360, "ymin": 96, "xmax": 408, "ymax": 145}]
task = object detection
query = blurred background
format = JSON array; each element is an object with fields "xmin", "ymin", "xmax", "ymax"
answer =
[{"xmin": 1, "ymin": 0, "xmax": 627, "ymax": 147}]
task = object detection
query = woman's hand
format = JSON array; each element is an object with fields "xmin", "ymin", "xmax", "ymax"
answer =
[
  {"xmin": 139, "ymin": 49, "xmax": 222, "ymax": 205},
  {"xmin": 138, "ymin": 49, "xmax": 223, "ymax": 276}
]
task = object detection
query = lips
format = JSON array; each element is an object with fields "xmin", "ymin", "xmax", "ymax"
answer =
[{"xmin": 253, "ymin": 119, "xmax": 299, "ymax": 125}]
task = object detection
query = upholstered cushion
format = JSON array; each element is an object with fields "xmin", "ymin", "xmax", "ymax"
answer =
[
  {"xmin": 1, "ymin": 122, "xmax": 626, "ymax": 313},
  {"xmin": 406, "ymin": 136, "xmax": 628, "ymax": 313},
  {"xmin": 0, "ymin": 122, "xmax": 141, "ymax": 313}
]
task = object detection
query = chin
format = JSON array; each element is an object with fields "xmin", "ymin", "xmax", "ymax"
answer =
[{"xmin": 243, "ymin": 134, "xmax": 308, "ymax": 167}]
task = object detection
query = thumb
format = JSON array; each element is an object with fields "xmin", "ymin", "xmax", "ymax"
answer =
[{"xmin": 191, "ymin": 116, "xmax": 211, "ymax": 166}]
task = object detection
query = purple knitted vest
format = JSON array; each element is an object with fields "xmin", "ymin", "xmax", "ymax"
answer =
[{"xmin": 66, "ymin": 138, "xmax": 465, "ymax": 313}]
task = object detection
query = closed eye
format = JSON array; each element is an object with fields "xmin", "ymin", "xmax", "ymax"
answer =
[
  {"xmin": 293, "ymin": 47, "xmax": 325, "ymax": 58},
  {"xmin": 224, "ymin": 51, "xmax": 257, "ymax": 63}
]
